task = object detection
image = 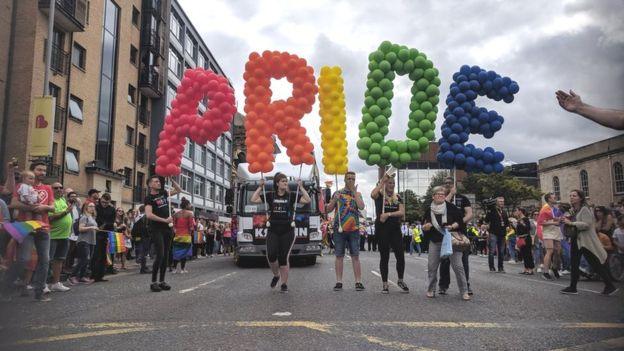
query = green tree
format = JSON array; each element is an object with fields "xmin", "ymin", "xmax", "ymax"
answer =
[
  {"xmin": 423, "ymin": 170, "xmax": 451, "ymax": 206},
  {"xmin": 462, "ymin": 171, "xmax": 541, "ymax": 208},
  {"xmin": 400, "ymin": 189, "xmax": 424, "ymax": 223}
]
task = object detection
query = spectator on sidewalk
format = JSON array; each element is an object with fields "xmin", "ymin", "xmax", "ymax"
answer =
[
  {"xmin": 47, "ymin": 182, "xmax": 74, "ymax": 292},
  {"xmin": 69, "ymin": 202, "xmax": 97, "ymax": 285}
]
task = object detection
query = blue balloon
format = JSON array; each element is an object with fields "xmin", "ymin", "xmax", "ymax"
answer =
[
  {"xmin": 498, "ymin": 116, "xmax": 505, "ymax": 124},
  {"xmin": 460, "ymin": 65, "xmax": 471, "ymax": 76},
  {"xmin": 450, "ymin": 86, "xmax": 460, "ymax": 96},
  {"xmin": 455, "ymin": 93, "xmax": 467, "ymax": 103},
  {"xmin": 470, "ymin": 65, "xmax": 481, "ymax": 74},
  {"xmin": 483, "ymin": 164, "xmax": 493, "ymax": 174},
  {"xmin": 484, "ymin": 147, "xmax": 495, "ymax": 154},
  {"xmin": 451, "ymin": 123, "xmax": 463, "ymax": 133},
  {"xmin": 468, "ymin": 73, "xmax": 478, "ymax": 81},
  {"xmin": 448, "ymin": 100, "xmax": 459, "ymax": 110},
  {"xmin": 448, "ymin": 133, "xmax": 460, "ymax": 144},
  {"xmin": 452, "ymin": 72, "xmax": 460, "ymax": 82},
  {"xmin": 491, "ymin": 120, "xmax": 502, "ymax": 132},
  {"xmin": 509, "ymin": 82, "xmax": 519, "ymax": 94},
  {"xmin": 502, "ymin": 77, "xmax": 511, "ymax": 86},
  {"xmin": 457, "ymin": 74, "xmax": 468, "ymax": 82},
  {"xmin": 453, "ymin": 107, "xmax": 465, "ymax": 116},
  {"xmin": 436, "ymin": 153, "xmax": 444, "ymax": 162},
  {"xmin": 461, "ymin": 102, "xmax": 474, "ymax": 112},
  {"xmin": 483, "ymin": 151, "xmax": 494, "ymax": 163},
  {"xmin": 454, "ymin": 153, "xmax": 466, "ymax": 166},
  {"xmin": 476, "ymin": 159, "xmax": 484, "ymax": 170},
  {"xmin": 466, "ymin": 156, "xmax": 476, "ymax": 167},
  {"xmin": 478, "ymin": 112, "xmax": 489, "ymax": 123},
  {"xmin": 494, "ymin": 151, "xmax": 504, "ymax": 162},
  {"xmin": 465, "ymin": 90, "xmax": 477, "ymax": 100},
  {"xmin": 458, "ymin": 81, "xmax": 470, "ymax": 91},
  {"xmin": 503, "ymin": 95, "xmax": 514, "ymax": 103},
  {"xmin": 451, "ymin": 143, "xmax": 464, "ymax": 153},
  {"xmin": 493, "ymin": 163, "xmax": 504, "ymax": 173},
  {"xmin": 443, "ymin": 150, "xmax": 455, "ymax": 162},
  {"xmin": 463, "ymin": 146, "xmax": 472, "ymax": 157},
  {"xmin": 458, "ymin": 117, "xmax": 470, "ymax": 127},
  {"xmin": 498, "ymin": 86, "xmax": 509, "ymax": 97},
  {"xmin": 441, "ymin": 127, "xmax": 452, "ymax": 138},
  {"xmin": 469, "ymin": 80, "xmax": 480, "ymax": 90},
  {"xmin": 493, "ymin": 77, "xmax": 503, "ymax": 89},
  {"xmin": 440, "ymin": 142, "xmax": 450, "ymax": 152},
  {"xmin": 473, "ymin": 148, "xmax": 483, "ymax": 158},
  {"xmin": 459, "ymin": 132, "xmax": 469, "ymax": 143},
  {"xmin": 487, "ymin": 71, "xmax": 497, "ymax": 80},
  {"xmin": 479, "ymin": 124, "xmax": 491, "ymax": 134},
  {"xmin": 483, "ymin": 131, "xmax": 494, "ymax": 139},
  {"xmin": 482, "ymin": 81, "xmax": 493, "ymax": 93},
  {"xmin": 488, "ymin": 110, "xmax": 498, "ymax": 121}
]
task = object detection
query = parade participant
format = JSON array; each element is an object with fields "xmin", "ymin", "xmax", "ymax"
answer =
[
  {"xmin": 144, "ymin": 175, "xmax": 181, "ymax": 292},
  {"xmin": 514, "ymin": 208, "xmax": 534, "ymax": 275},
  {"xmin": 537, "ymin": 193, "xmax": 563, "ymax": 280},
  {"xmin": 439, "ymin": 177, "xmax": 474, "ymax": 295},
  {"xmin": 483, "ymin": 197, "xmax": 509, "ymax": 273},
  {"xmin": 69, "ymin": 202, "xmax": 97, "ymax": 285},
  {"xmin": 371, "ymin": 173, "xmax": 408, "ymax": 294},
  {"xmin": 326, "ymin": 171, "xmax": 365, "ymax": 292},
  {"xmin": 172, "ymin": 197, "xmax": 194, "ymax": 273},
  {"xmin": 561, "ymin": 190, "xmax": 618, "ymax": 296},
  {"xmin": 250, "ymin": 172, "xmax": 311, "ymax": 293}
]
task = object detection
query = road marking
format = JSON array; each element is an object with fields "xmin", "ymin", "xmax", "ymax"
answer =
[
  {"xmin": 550, "ymin": 336, "xmax": 624, "ymax": 350},
  {"xmin": 14, "ymin": 327, "xmax": 158, "ymax": 345},
  {"xmin": 272, "ymin": 312, "xmax": 292, "ymax": 317},
  {"xmin": 371, "ymin": 270, "xmax": 399, "ymax": 287},
  {"xmin": 178, "ymin": 272, "xmax": 237, "ymax": 294},
  {"xmin": 499, "ymin": 272, "xmax": 603, "ymax": 294},
  {"xmin": 236, "ymin": 321, "xmax": 331, "ymax": 333}
]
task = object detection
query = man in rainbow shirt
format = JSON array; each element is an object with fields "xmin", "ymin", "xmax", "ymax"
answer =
[{"xmin": 326, "ymin": 171, "xmax": 365, "ymax": 292}]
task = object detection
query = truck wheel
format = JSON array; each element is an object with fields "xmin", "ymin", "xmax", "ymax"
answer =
[{"xmin": 306, "ymin": 256, "xmax": 317, "ymax": 266}]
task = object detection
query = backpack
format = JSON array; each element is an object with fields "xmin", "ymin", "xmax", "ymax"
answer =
[{"xmin": 131, "ymin": 215, "xmax": 147, "ymax": 239}]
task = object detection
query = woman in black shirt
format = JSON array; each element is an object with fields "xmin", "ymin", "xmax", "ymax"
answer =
[
  {"xmin": 514, "ymin": 208, "xmax": 534, "ymax": 275},
  {"xmin": 250, "ymin": 172, "xmax": 310, "ymax": 293},
  {"xmin": 423, "ymin": 186, "xmax": 469, "ymax": 300}
]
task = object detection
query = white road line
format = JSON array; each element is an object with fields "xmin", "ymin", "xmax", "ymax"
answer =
[
  {"xmin": 178, "ymin": 272, "xmax": 237, "ymax": 294},
  {"xmin": 370, "ymin": 270, "xmax": 398, "ymax": 287}
]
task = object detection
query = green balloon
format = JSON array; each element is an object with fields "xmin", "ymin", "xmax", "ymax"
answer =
[
  {"xmin": 398, "ymin": 49, "xmax": 410, "ymax": 62},
  {"xmin": 403, "ymin": 60, "xmax": 415, "ymax": 73},
  {"xmin": 372, "ymin": 50, "xmax": 385, "ymax": 62},
  {"xmin": 408, "ymin": 120, "xmax": 418, "ymax": 129},
  {"xmin": 432, "ymin": 77, "xmax": 441, "ymax": 86},
  {"xmin": 361, "ymin": 106, "xmax": 369, "ymax": 115},
  {"xmin": 374, "ymin": 115, "xmax": 388, "ymax": 127},
  {"xmin": 368, "ymin": 154, "xmax": 381, "ymax": 165},
  {"xmin": 366, "ymin": 79, "xmax": 378, "ymax": 89},
  {"xmin": 358, "ymin": 149, "xmax": 370, "ymax": 160},
  {"xmin": 407, "ymin": 128, "xmax": 423, "ymax": 140},
  {"xmin": 396, "ymin": 141, "xmax": 407, "ymax": 154},
  {"xmin": 370, "ymin": 87, "xmax": 383, "ymax": 99},
  {"xmin": 381, "ymin": 107, "xmax": 392, "ymax": 118},
  {"xmin": 369, "ymin": 143, "xmax": 382, "ymax": 154},
  {"xmin": 414, "ymin": 56, "xmax": 426, "ymax": 69},
  {"xmin": 364, "ymin": 96, "xmax": 376, "ymax": 108},
  {"xmin": 409, "ymin": 68, "xmax": 424, "ymax": 81},
  {"xmin": 420, "ymin": 101, "xmax": 433, "ymax": 113},
  {"xmin": 418, "ymin": 136, "xmax": 429, "ymax": 148},
  {"xmin": 366, "ymin": 122, "xmax": 379, "ymax": 134},
  {"xmin": 370, "ymin": 69, "xmax": 385, "ymax": 81},
  {"xmin": 414, "ymin": 91, "xmax": 428, "ymax": 103},
  {"xmin": 407, "ymin": 140, "xmax": 420, "ymax": 152},
  {"xmin": 383, "ymin": 90, "xmax": 394, "ymax": 100},
  {"xmin": 392, "ymin": 60, "xmax": 404, "ymax": 73},
  {"xmin": 362, "ymin": 113, "xmax": 374, "ymax": 124},
  {"xmin": 368, "ymin": 52, "xmax": 377, "ymax": 62},
  {"xmin": 379, "ymin": 60, "xmax": 392, "ymax": 73},
  {"xmin": 425, "ymin": 130, "xmax": 435, "ymax": 140},
  {"xmin": 370, "ymin": 132, "xmax": 383, "ymax": 143},
  {"xmin": 380, "ymin": 146, "xmax": 391, "ymax": 158},
  {"xmin": 416, "ymin": 78, "xmax": 429, "ymax": 91},
  {"xmin": 379, "ymin": 41, "xmax": 393, "ymax": 53},
  {"xmin": 410, "ymin": 110, "xmax": 425, "ymax": 122},
  {"xmin": 368, "ymin": 105, "xmax": 382, "ymax": 117},
  {"xmin": 426, "ymin": 85, "xmax": 439, "ymax": 97},
  {"xmin": 359, "ymin": 129, "xmax": 368, "ymax": 138},
  {"xmin": 399, "ymin": 152, "xmax": 411, "ymax": 164},
  {"xmin": 428, "ymin": 96, "xmax": 440, "ymax": 106},
  {"xmin": 385, "ymin": 71, "xmax": 395, "ymax": 80},
  {"xmin": 368, "ymin": 61, "xmax": 379, "ymax": 71},
  {"xmin": 420, "ymin": 142, "xmax": 430, "ymax": 153},
  {"xmin": 426, "ymin": 111, "xmax": 437, "ymax": 122},
  {"xmin": 409, "ymin": 101, "xmax": 420, "ymax": 111},
  {"xmin": 389, "ymin": 151, "xmax": 399, "ymax": 163},
  {"xmin": 424, "ymin": 68, "xmax": 437, "ymax": 81},
  {"xmin": 418, "ymin": 119, "xmax": 432, "ymax": 131},
  {"xmin": 365, "ymin": 157, "xmax": 376, "ymax": 166},
  {"xmin": 376, "ymin": 97, "xmax": 390, "ymax": 110},
  {"xmin": 379, "ymin": 125, "xmax": 389, "ymax": 135},
  {"xmin": 408, "ymin": 48, "xmax": 419, "ymax": 59},
  {"xmin": 425, "ymin": 59, "xmax": 433, "ymax": 69},
  {"xmin": 385, "ymin": 52, "xmax": 397, "ymax": 64},
  {"xmin": 357, "ymin": 137, "xmax": 372, "ymax": 149},
  {"xmin": 358, "ymin": 122, "xmax": 365, "ymax": 129},
  {"xmin": 378, "ymin": 78, "xmax": 393, "ymax": 92},
  {"xmin": 364, "ymin": 90, "xmax": 371, "ymax": 98},
  {"xmin": 410, "ymin": 151, "xmax": 421, "ymax": 160},
  {"xmin": 386, "ymin": 140, "xmax": 397, "ymax": 150}
]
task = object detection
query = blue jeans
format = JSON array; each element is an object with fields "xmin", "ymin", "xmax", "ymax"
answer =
[
  {"xmin": 507, "ymin": 237, "xmax": 517, "ymax": 261},
  {"xmin": 560, "ymin": 239, "xmax": 571, "ymax": 271},
  {"xmin": 488, "ymin": 235, "xmax": 505, "ymax": 270},
  {"xmin": 3, "ymin": 231, "xmax": 50, "ymax": 296},
  {"xmin": 533, "ymin": 240, "xmax": 543, "ymax": 266},
  {"xmin": 334, "ymin": 231, "xmax": 360, "ymax": 257},
  {"xmin": 413, "ymin": 242, "xmax": 421, "ymax": 254}
]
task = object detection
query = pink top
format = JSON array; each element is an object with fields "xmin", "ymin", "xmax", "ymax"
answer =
[
  {"xmin": 223, "ymin": 229, "xmax": 232, "ymax": 238},
  {"xmin": 174, "ymin": 215, "xmax": 195, "ymax": 236}
]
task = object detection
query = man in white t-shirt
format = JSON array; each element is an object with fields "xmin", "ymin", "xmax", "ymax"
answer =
[{"xmin": 614, "ymin": 216, "xmax": 624, "ymax": 254}]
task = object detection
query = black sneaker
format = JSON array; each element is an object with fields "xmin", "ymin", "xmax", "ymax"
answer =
[
  {"xmin": 542, "ymin": 273, "xmax": 553, "ymax": 280},
  {"xmin": 280, "ymin": 284, "xmax": 288, "ymax": 293},
  {"xmin": 552, "ymin": 270, "xmax": 560, "ymax": 279},
  {"xmin": 498, "ymin": 268, "xmax": 506, "ymax": 273},
  {"xmin": 140, "ymin": 268, "xmax": 152, "ymax": 274},
  {"xmin": 355, "ymin": 282, "xmax": 364, "ymax": 291},
  {"xmin": 560, "ymin": 287, "xmax": 578, "ymax": 295},
  {"xmin": 467, "ymin": 286, "xmax": 474, "ymax": 295},
  {"xmin": 333, "ymin": 282, "xmax": 343, "ymax": 291},
  {"xmin": 381, "ymin": 286, "xmax": 389, "ymax": 294},
  {"xmin": 438, "ymin": 288, "xmax": 447, "ymax": 295},
  {"xmin": 602, "ymin": 286, "xmax": 619, "ymax": 296},
  {"xmin": 271, "ymin": 276, "xmax": 280, "ymax": 289},
  {"xmin": 34, "ymin": 294, "xmax": 51, "ymax": 302},
  {"xmin": 159, "ymin": 282, "xmax": 171, "ymax": 291},
  {"xmin": 150, "ymin": 282, "xmax": 161, "ymax": 292},
  {"xmin": 489, "ymin": 268, "xmax": 496, "ymax": 272},
  {"xmin": 397, "ymin": 281, "xmax": 409, "ymax": 293}
]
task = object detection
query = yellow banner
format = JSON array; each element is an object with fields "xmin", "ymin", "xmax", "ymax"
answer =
[{"xmin": 30, "ymin": 96, "xmax": 55, "ymax": 157}]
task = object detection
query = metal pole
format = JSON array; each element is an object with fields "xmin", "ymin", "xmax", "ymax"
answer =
[
  {"xmin": 43, "ymin": 0, "xmax": 56, "ymax": 96},
  {"xmin": 335, "ymin": 174, "xmax": 342, "ymax": 233},
  {"xmin": 261, "ymin": 172, "xmax": 270, "ymax": 227},
  {"xmin": 291, "ymin": 164, "xmax": 303, "ymax": 228}
]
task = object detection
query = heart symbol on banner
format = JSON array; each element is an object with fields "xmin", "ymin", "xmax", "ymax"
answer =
[{"xmin": 35, "ymin": 115, "xmax": 48, "ymax": 128}]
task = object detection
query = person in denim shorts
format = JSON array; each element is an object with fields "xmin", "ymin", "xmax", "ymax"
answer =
[{"xmin": 326, "ymin": 171, "xmax": 365, "ymax": 292}]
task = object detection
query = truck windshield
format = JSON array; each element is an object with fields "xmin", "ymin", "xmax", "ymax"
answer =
[{"xmin": 241, "ymin": 184, "xmax": 317, "ymax": 215}]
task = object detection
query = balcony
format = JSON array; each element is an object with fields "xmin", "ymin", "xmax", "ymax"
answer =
[
  {"xmin": 139, "ymin": 66, "xmax": 162, "ymax": 98},
  {"xmin": 139, "ymin": 107, "xmax": 150, "ymax": 125},
  {"xmin": 133, "ymin": 186, "xmax": 145, "ymax": 203},
  {"xmin": 39, "ymin": 0, "xmax": 87, "ymax": 32},
  {"xmin": 45, "ymin": 42, "xmax": 70, "ymax": 76},
  {"xmin": 136, "ymin": 147, "xmax": 149, "ymax": 165},
  {"xmin": 142, "ymin": 0, "xmax": 162, "ymax": 18},
  {"xmin": 53, "ymin": 105, "xmax": 66, "ymax": 132},
  {"xmin": 141, "ymin": 28, "xmax": 161, "ymax": 55}
]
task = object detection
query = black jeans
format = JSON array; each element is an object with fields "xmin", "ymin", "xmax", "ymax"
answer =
[
  {"xmin": 570, "ymin": 237, "xmax": 614, "ymax": 290},
  {"xmin": 377, "ymin": 225, "xmax": 405, "ymax": 282},
  {"xmin": 488, "ymin": 235, "xmax": 505, "ymax": 270},
  {"xmin": 151, "ymin": 227, "xmax": 173, "ymax": 283},
  {"xmin": 367, "ymin": 236, "xmax": 376, "ymax": 251},
  {"xmin": 91, "ymin": 233, "xmax": 109, "ymax": 281},
  {"xmin": 266, "ymin": 228, "xmax": 295, "ymax": 266},
  {"xmin": 439, "ymin": 250, "xmax": 470, "ymax": 290},
  {"xmin": 137, "ymin": 237, "xmax": 151, "ymax": 271},
  {"xmin": 72, "ymin": 242, "xmax": 94, "ymax": 279},
  {"xmin": 520, "ymin": 236, "xmax": 535, "ymax": 269}
]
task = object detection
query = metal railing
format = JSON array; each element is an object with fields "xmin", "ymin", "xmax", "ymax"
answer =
[
  {"xmin": 53, "ymin": 105, "xmax": 66, "ymax": 132},
  {"xmin": 136, "ymin": 147, "xmax": 149, "ymax": 165},
  {"xmin": 139, "ymin": 66, "xmax": 162, "ymax": 95}
]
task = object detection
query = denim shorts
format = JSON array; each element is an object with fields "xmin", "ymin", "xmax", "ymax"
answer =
[
  {"xmin": 49, "ymin": 238, "xmax": 69, "ymax": 260},
  {"xmin": 334, "ymin": 231, "xmax": 360, "ymax": 257}
]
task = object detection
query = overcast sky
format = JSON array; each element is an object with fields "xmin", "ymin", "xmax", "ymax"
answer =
[{"xmin": 179, "ymin": 0, "xmax": 623, "ymax": 207}]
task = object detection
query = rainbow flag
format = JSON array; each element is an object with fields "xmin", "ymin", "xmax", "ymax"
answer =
[
  {"xmin": 2, "ymin": 221, "xmax": 45, "ymax": 243},
  {"xmin": 107, "ymin": 232, "xmax": 126, "ymax": 254},
  {"xmin": 194, "ymin": 231, "xmax": 204, "ymax": 244}
]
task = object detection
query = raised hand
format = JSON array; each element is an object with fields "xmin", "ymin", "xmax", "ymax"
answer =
[{"xmin": 556, "ymin": 90, "xmax": 582, "ymax": 113}]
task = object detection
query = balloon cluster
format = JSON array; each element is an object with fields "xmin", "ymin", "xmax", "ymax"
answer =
[
  {"xmin": 318, "ymin": 66, "xmax": 348, "ymax": 175},
  {"xmin": 155, "ymin": 68, "xmax": 236, "ymax": 176},
  {"xmin": 357, "ymin": 41, "xmax": 440, "ymax": 168},
  {"xmin": 437, "ymin": 65, "xmax": 519, "ymax": 174},
  {"xmin": 243, "ymin": 51, "xmax": 317, "ymax": 174}
]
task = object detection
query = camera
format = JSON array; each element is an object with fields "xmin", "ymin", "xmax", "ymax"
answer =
[{"xmin": 481, "ymin": 197, "xmax": 497, "ymax": 209}]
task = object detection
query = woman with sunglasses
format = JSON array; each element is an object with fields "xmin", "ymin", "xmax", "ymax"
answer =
[{"xmin": 69, "ymin": 202, "xmax": 97, "ymax": 285}]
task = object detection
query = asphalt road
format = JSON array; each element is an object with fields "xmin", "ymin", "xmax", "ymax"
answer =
[{"xmin": 0, "ymin": 251, "xmax": 623, "ymax": 351}]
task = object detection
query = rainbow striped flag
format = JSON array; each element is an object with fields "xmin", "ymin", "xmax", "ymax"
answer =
[
  {"xmin": 107, "ymin": 232, "xmax": 126, "ymax": 254},
  {"xmin": 194, "ymin": 231, "xmax": 204, "ymax": 244},
  {"xmin": 2, "ymin": 221, "xmax": 45, "ymax": 243}
]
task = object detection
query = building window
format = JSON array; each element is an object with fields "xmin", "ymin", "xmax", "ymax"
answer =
[
  {"xmin": 52, "ymin": 142, "xmax": 58, "ymax": 164},
  {"xmin": 124, "ymin": 167, "xmax": 132, "ymax": 187},
  {"xmin": 128, "ymin": 85, "xmax": 136, "ymax": 104},
  {"xmin": 201, "ymin": 146, "xmax": 207, "ymax": 167},
  {"xmin": 69, "ymin": 95, "xmax": 83, "ymax": 121},
  {"xmin": 126, "ymin": 126, "xmax": 134, "ymax": 145},
  {"xmin": 217, "ymin": 158, "xmax": 223, "ymax": 177},
  {"xmin": 614, "ymin": 162, "xmax": 624, "ymax": 194},
  {"xmin": 132, "ymin": 6, "xmax": 140, "ymax": 26},
  {"xmin": 130, "ymin": 45, "xmax": 138, "ymax": 66},
  {"xmin": 167, "ymin": 83, "xmax": 176, "ymax": 110},
  {"xmin": 207, "ymin": 181, "xmax": 215, "ymax": 200},
  {"xmin": 579, "ymin": 170, "xmax": 589, "ymax": 196},
  {"xmin": 194, "ymin": 176, "xmax": 205, "ymax": 197},
  {"xmin": 71, "ymin": 43, "xmax": 86, "ymax": 69},
  {"xmin": 180, "ymin": 169, "xmax": 192, "ymax": 193},
  {"xmin": 65, "ymin": 148, "xmax": 80, "ymax": 173},
  {"xmin": 552, "ymin": 176, "xmax": 560, "ymax": 200},
  {"xmin": 170, "ymin": 11, "xmax": 181, "ymax": 40},
  {"xmin": 198, "ymin": 53, "xmax": 206, "ymax": 69},
  {"xmin": 207, "ymin": 151, "xmax": 215, "ymax": 171},
  {"xmin": 185, "ymin": 32, "xmax": 196, "ymax": 58},
  {"xmin": 168, "ymin": 48, "xmax": 182, "ymax": 78}
]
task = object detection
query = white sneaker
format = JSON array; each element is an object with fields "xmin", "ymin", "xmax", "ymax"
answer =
[
  {"xmin": 561, "ymin": 270, "xmax": 571, "ymax": 275},
  {"xmin": 181, "ymin": 269, "xmax": 188, "ymax": 274},
  {"xmin": 50, "ymin": 282, "xmax": 70, "ymax": 292},
  {"xmin": 43, "ymin": 286, "xmax": 51, "ymax": 294},
  {"xmin": 26, "ymin": 284, "xmax": 33, "ymax": 290},
  {"xmin": 173, "ymin": 269, "xmax": 180, "ymax": 274},
  {"xmin": 537, "ymin": 267, "xmax": 542, "ymax": 273}
]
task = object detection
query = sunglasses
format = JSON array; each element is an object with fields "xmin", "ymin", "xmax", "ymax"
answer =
[{"xmin": 53, "ymin": 186, "xmax": 63, "ymax": 189}]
